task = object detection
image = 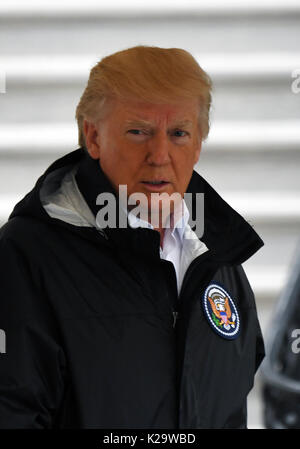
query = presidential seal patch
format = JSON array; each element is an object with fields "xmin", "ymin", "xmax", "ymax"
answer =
[{"xmin": 202, "ymin": 283, "xmax": 240, "ymax": 340}]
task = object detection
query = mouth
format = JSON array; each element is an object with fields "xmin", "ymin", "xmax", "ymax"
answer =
[{"xmin": 141, "ymin": 180, "xmax": 170, "ymax": 191}]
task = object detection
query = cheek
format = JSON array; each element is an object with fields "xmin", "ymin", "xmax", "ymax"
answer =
[
  {"xmin": 100, "ymin": 141, "xmax": 123, "ymax": 168},
  {"xmin": 176, "ymin": 151, "xmax": 197, "ymax": 174},
  {"xmin": 172, "ymin": 153, "xmax": 196, "ymax": 191},
  {"xmin": 103, "ymin": 147, "xmax": 145, "ymax": 185}
]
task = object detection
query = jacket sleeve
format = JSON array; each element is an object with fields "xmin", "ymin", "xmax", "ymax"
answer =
[
  {"xmin": 254, "ymin": 307, "xmax": 265, "ymax": 374},
  {"xmin": 0, "ymin": 235, "xmax": 67, "ymax": 428},
  {"xmin": 236, "ymin": 264, "xmax": 265, "ymax": 373}
]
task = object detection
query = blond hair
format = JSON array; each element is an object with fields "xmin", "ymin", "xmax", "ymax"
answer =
[{"xmin": 76, "ymin": 46, "xmax": 212, "ymax": 148}]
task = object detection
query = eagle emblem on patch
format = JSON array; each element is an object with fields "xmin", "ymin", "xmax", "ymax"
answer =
[{"xmin": 202, "ymin": 283, "xmax": 240, "ymax": 340}]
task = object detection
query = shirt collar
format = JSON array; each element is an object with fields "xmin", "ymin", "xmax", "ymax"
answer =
[
  {"xmin": 172, "ymin": 199, "xmax": 190, "ymax": 241},
  {"xmin": 125, "ymin": 198, "xmax": 190, "ymax": 244}
]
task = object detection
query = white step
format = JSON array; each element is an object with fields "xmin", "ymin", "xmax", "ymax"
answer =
[
  {"xmin": 197, "ymin": 152, "xmax": 300, "ymax": 193},
  {"xmin": 1, "ymin": 0, "xmax": 300, "ymax": 17},
  {"xmin": 1, "ymin": 192, "xmax": 299, "ymax": 224},
  {"xmin": 0, "ymin": 121, "xmax": 299, "ymax": 154},
  {"xmin": 2, "ymin": 53, "xmax": 300, "ymax": 123},
  {"xmin": 244, "ymin": 266, "xmax": 289, "ymax": 302},
  {"xmin": 224, "ymin": 192, "xmax": 300, "ymax": 222},
  {"xmin": 1, "ymin": 12, "xmax": 299, "ymax": 55},
  {"xmin": 1, "ymin": 149, "xmax": 299, "ymax": 193},
  {"xmin": 2, "ymin": 53, "xmax": 299, "ymax": 82}
]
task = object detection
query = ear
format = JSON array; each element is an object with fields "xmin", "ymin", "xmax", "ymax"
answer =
[{"xmin": 83, "ymin": 119, "xmax": 101, "ymax": 160}]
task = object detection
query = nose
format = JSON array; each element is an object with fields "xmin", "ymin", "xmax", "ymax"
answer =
[{"xmin": 145, "ymin": 131, "xmax": 171, "ymax": 166}]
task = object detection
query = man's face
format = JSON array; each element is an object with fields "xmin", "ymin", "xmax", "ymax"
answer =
[{"xmin": 84, "ymin": 97, "xmax": 202, "ymax": 216}]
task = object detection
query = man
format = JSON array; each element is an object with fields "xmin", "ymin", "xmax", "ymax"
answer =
[{"xmin": 0, "ymin": 46, "xmax": 265, "ymax": 429}]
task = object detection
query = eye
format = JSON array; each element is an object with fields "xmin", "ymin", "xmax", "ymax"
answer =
[
  {"xmin": 127, "ymin": 129, "xmax": 143, "ymax": 135},
  {"xmin": 173, "ymin": 129, "xmax": 189, "ymax": 137}
]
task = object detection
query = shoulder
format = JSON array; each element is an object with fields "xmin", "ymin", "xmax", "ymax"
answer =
[
  {"xmin": 0, "ymin": 216, "xmax": 54, "ymax": 256},
  {"xmin": 212, "ymin": 263, "xmax": 257, "ymax": 310},
  {"xmin": 1, "ymin": 215, "xmax": 41, "ymax": 235}
]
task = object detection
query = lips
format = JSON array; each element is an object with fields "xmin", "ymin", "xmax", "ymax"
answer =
[
  {"xmin": 141, "ymin": 180, "xmax": 170, "ymax": 191},
  {"xmin": 142, "ymin": 180, "xmax": 168, "ymax": 185}
]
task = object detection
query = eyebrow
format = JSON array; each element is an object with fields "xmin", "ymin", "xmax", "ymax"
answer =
[{"xmin": 124, "ymin": 119, "xmax": 193, "ymax": 128}]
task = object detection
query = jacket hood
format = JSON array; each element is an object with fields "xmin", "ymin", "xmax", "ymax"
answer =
[{"xmin": 8, "ymin": 147, "xmax": 264, "ymax": 265}]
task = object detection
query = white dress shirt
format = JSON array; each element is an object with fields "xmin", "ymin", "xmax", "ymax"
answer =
[{"xmin": 126, "ymin": 200, "xmax": 209, "ymax": 294}]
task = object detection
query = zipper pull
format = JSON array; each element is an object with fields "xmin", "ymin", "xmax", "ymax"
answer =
[
  {"xmin": 97, "ymin": 228, "xmax": 108, "ymax": 240},
  {"xmin": 172, "ymin": 311, "xmax": 178, "ymax": 328}
]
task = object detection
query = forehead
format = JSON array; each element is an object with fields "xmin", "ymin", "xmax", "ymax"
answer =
[{"xmin": 109, "ymin": 98, "xmax": 199, "ymax": 124}]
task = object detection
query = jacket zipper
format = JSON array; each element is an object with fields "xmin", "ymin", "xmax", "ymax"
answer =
[
  {"xmin": 171, "ymin": 257, "xmax": 206, "ymax": 329},
  {"xmin": 172, "ymin": 310, "xmax": 178, "ymax": 328},
  {"xmin": 97, "ymin": 228, "xmax": 108, "ymax": 240},
  {"xmin": 95, "ymin": 228, "xmax": 190, "ymax": 330}
]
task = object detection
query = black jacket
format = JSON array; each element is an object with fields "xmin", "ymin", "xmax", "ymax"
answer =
[{"xmin": 0, "ymin": 148, "xmax": 265, "ymax": 429}]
